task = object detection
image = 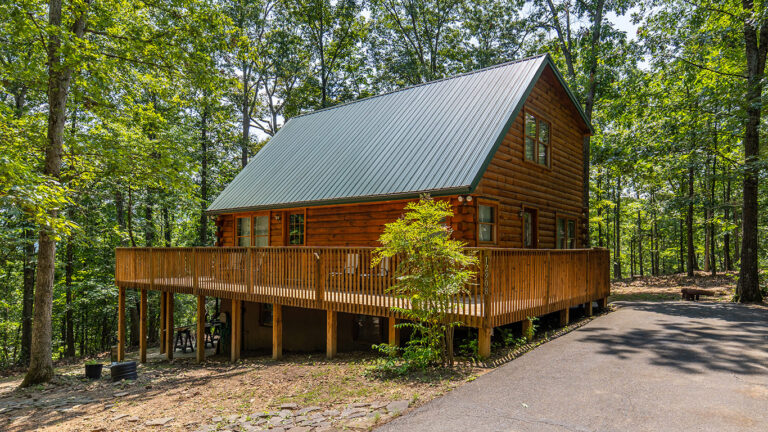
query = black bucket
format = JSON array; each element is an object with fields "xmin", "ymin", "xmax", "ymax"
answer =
[
  {"xmin": 110, "ymin": 361, "xmax": 138, "ymax": 381},
  {"xmin": 85, "ymin": 363, "xmax": 103, "ymax": 379}
]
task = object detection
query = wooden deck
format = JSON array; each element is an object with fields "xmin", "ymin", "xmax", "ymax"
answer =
[{"xmin": 115, "ymin": 246, "xmax": 610, "ymax": 329}]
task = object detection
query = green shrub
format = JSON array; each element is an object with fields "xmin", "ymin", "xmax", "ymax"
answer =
[{"xmin": 372, "ymin": 195, "xmax": 477, "ymax": 372}]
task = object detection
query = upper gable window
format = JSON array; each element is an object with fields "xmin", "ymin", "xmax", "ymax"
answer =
[{"xmin": 524, "ymin": 112, "xmax": 550, "ymax": 167}]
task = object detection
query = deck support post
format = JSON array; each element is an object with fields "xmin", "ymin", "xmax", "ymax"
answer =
[
  {"xmin": 584, "ymin": 301, "xmax": 593, "ymax": 317},
  {"xmin": 159, "ymin": 292, "xmax": 166, "ymax": 355},
  {"xmin": 388, "ymin": 317, "xmax": 399, "ymax": 348},
  {"xmin": 559, "ymin": 308, "xmax": 569, "ymax": 327},
  {"xmin": 597, "ymin": 297, "xmax": 608, "ymax": 309},
  {"xmin": 272, "ymin": 304, "xmax": 283, "ymax": 360},
  {"xmin": 197, "ymin": 294, "xmax": 205, "ymax": 363},
  {"xmin": 231, "ymin": 299, "xmax": 241, "ymax": 362},
  {"xmin": 326, "ymin": 309, "xmax": 337, "ymax": 359},
  {"xmin": 165, "ymin": 293, "xmax": 174, "ymax": 361},
  {"xmin": 117, "ymin": 287, "xmax": 125, "ymax": 362},
  {"xmin": 139, "ymin": 288, "xmax": 147, "ymax": 363},
  {"xmin": 478, "ymin": 326, "xmax": 492, "ymax": 359},
  {"xmin": 521, "ymin": 318, "xmax": 533, "ymax": 342}
]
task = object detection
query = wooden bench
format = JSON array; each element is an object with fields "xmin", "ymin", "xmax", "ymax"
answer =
[{"xmin": 681, "ymin": 288, "xmax": 716, "ymax": 301}]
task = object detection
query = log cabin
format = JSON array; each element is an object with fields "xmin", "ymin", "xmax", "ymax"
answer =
[{"xmin": 114, "ymin": 54, "xmax": 610, "ymax": 363}]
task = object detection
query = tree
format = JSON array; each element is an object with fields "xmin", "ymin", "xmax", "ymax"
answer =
[{"xmin": 372, "ymin": 196, "xmax": 477, "ymax": 369}]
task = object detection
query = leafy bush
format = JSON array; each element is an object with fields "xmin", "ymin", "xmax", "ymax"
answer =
[{"xmin": 372, "ymin": 195, "xmax": 477, "ymax": 372}]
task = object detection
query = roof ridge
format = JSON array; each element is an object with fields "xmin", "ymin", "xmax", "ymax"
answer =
[{"xmin": 290, "ymin": 53, "xmax": 549, "ymax": 120}]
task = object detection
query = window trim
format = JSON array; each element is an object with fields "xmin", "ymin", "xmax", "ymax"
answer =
[
  {"xmin": 477, "ymin": 201, "xmax": 499, "ymax": 245},
  {"xmin": 236, "ymin": 216, "xmax": 251, "ymax": 247},
  {"xmin": 523, "ymin": 108, "xmax": 552, "ymax": 169},
  {"xmin": 556, "ymin": 214, "xmax": 578, "ymax": 249},
  {"xmin": 286, "ymin": 210, "xmax": 306, "ymax": 246},
  {"xmin": 521, "ymin": 206, "xmax": 539, "ymax": 249}
]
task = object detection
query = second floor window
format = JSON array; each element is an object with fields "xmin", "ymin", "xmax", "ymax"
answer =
[
  {"xmin": 524, "ymin": 112, "xmax": 550, "ymax": 167},
  {"xmin": 236, "ymin": 217, "xmax": 251, "ymax": 246}
]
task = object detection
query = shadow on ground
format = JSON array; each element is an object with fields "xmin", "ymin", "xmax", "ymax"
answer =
[{"xmin": 577, "ymin": 302, "xmax": 768, "ymax": 376}]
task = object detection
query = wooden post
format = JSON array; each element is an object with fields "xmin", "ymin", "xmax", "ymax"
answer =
[
  {"xmin": 231, "ymin": 299, "xmax": 240, "ymax": 362},
  {"xmin": 559, "ymin": 308, "xmax": 569, "ymax": 327},
  {"xmin": 584, "ymin": 301, "xmax": 593, "ymax": 317},
  {"xmin": 117, "ymin": 287, "xmax": 125, "ymax": 362},
  {"xmin": 326, "ymin": 309, "xmax": 337, "ymax": 359},
  {"xmin": 196, "ymin": 294, "xmax": 205, "ymax": 363},
  {"xmin": 388, "ymin": 317, "xmax": 399, "ymax": 347},
  {"xmin": 165, "ymin": 293, "xmax": 174, "ymax": 361},
  {"xmin": 159, "ymin": 292, "xmax": 166, "ymax": 355},
  {"xmin": 272, "ymin": 304, "xmax": 283, "ymax": 360},
  {"xmin": 314, "ymin": 253, "xmax": 323, "ymax": 303},
  {"xmin": 139, "ymin": 288, "xmax": 147, "ymax": 363},
  {"xmin": 521, "ymin": 318, "xmax": 533, "ymax": 342},
  {"xmin": 478, "ymin": 326, "xmax": 492, "ymax": 359},
  {"xmin": 597, "ymin": 297, "xmax": 608, "ymax": 309}
]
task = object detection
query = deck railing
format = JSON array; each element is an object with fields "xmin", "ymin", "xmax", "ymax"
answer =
[{"xmin": 115, "ymin": 247, "xmax": 609, "ymax": 328}]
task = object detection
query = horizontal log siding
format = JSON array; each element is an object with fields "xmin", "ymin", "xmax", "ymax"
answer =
[
  {"xmin": 217, "ymin": 197, "xmax": 476, "ymax": 247},
  {"xmin": 475, "ymin": 66, "xmax": 588, "ymax": 248}
]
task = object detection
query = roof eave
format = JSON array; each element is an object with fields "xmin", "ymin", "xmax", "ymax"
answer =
[{"xmin": 204, "ymin": 186, "xmax": 472, "ymax": 216}]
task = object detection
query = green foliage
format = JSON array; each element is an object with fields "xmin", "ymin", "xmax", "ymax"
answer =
[{"xmin": 371, "ymin": 196, "xmax": 477, "ymax": 372}]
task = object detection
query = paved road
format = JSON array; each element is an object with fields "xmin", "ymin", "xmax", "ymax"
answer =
[{"xmin": 378, "ymin": 302, "xmax": 768, "ymax": 432}]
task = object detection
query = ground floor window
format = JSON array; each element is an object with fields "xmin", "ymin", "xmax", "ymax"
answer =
[
  {"xmin": 288, "ymin": 212, "xmax": 305, "ymax": 245},
  {"xmin": 478, "ymin": 203, "xmax": 497, "ymax": 244},
  {"xmin": 236, "ymin": 216, "xmax": 251, "ymax": 246},
  {"xmin": 253, "ymin": 215, "xmax": 269, "ymax": 246},
  {"xmin": 557, "ymin": 217, "xmax": 576, "ymax": 249}
]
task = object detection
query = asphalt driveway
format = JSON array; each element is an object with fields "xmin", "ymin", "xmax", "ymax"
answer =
[{"xmin": 378, "ymin": 301, "xmax": 768, "ymax": 432}]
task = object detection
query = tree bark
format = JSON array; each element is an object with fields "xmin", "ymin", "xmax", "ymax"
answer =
[
  {"xmin": 64, "ymin": 236, "xmax": 75, "ymax": 357},
  {"xmin": 23, "ymin": 0, "xmax": 88, "ymax": 387},
  {"xmin": 723, "ymin": 179, "xmax": 732, "ymax": 271},
  {"xmin": 199, "ymin": 105, "xmax": 209, "ymax": 246},
  {"xmin": 736, "ymin": 0, "xmax": 765, "ymax": 302},
  {"xmin": 20, "ymin": 226, "xmax": 35, "ymax": 366},
  {"xmin": 613, "ymin": 174, "xmax": 622, "ymax": 279},
  {"xmin": 686, "ymin": 165, "xmax": 695, "ymax": 277}
]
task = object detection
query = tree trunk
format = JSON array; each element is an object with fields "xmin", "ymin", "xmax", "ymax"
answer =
[
  {"xmin": 144, "ymin": 190, "xmax": 155, "ymax": 247},
  {"xmin": 20, "ymin": 226, "xmax": 35, "ymax": 366},
  {"xmin": 162, "ymin": 204, "xmax": 171, "ymax": 247},
  {"xmin": 64, "ymin": 236, "xmax": 75, "ymax": 357},
  {"xmin": 200, "ymin": 105, "xmax": 209, "ymax": 246},
  {"xmin": 686, "ymin": 165, "xmax": 695, "ymax": 277},
  {"xmin": 723, "ymin": 179, "xmax": 732, "ymax": 271},
  {"xmin": 613, "ymin": 174, "xmax": 622, "ymax": 279},
  {"xmin": 22, "ymin": 0, "xmax": 88, "ymax": 387},
  {"xmin": 678, "ymin": 217, "xmax": 684, "ymax": 274},
  {"xmin": 737, "ymin": 0, "xmax": 764, "ymax": 302}
]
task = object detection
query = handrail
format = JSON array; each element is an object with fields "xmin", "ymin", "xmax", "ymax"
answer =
[{"xmin": 115, "ymin": 246, "xmax": 610, "ymax": 328}]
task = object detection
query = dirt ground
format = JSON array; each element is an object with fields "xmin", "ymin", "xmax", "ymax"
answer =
[
  {"xmin": 610, "ymin": 271, "xmax": 737, "ymax": 302},
  {"xmin": 0, "ymin": 351, "xmax": 481, "ymax": 432},
  {"xmin": 0, "ymin": 273, "xmax": 746, "ymax": 432}
]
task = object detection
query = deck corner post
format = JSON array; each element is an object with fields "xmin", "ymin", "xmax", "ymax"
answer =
[
  {"xmin": 585, "ymin": 301, "xmax": 593, "ymax": 317},
  {"xmin": 165, "ymin": 292, "xmax": 174, "ymax": 361},
  {"xmin": 272, "ymin": 303, "xmax": 283, "ymax": 360},
  {"xmin": 388, "ymin": 317, "xmax": 399, "ymax": 348},
  {"xmin": 559, "ymin": 308, "xmax": 569, "ymax": 327},
  {"xmin": 117, "ymin": 286, "xmax": 125, "ymax": 362},
  {"xmin": 139, "ymin": 288, "xmax": 147, "ymax": 363},
  {"xmin": 478, "ymin": 326, "xmax": 492, "ymax": 359},
  {"xmin": 521, "ymin": 318, "xmax": 533, "ymax": 342},
  {"xmin": 480, "ymin": 249, "xmax": 491, "ymax": 328},
  {"xmin": 326, "ymin": 308, "xmax": 337, "ymax": 359},
  {"xmin": 597, "ymin": 297, "xmax": 608, "ymax": 309},
  {"xmin": 197, "ymin": 294, "xmax": 205, "ymax": 363}
]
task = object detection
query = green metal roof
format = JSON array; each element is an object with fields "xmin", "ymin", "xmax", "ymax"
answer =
[{"xmin": 207, "ymin": 54, "xmax": 591, "ymax": 214}]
